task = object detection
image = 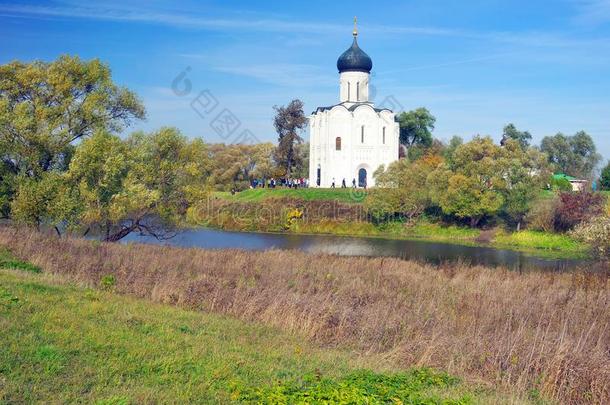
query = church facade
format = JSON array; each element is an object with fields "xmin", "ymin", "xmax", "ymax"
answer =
[{"xmin": 308, "ymin": 22, "xmax": 399, "ymax": 188}]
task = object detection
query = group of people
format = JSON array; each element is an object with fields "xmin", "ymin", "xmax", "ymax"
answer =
[
  {"xmin": 330, "ymin": 178, "xmax": 364, "ymax": 189},
  {"xmin": 250, "ymin": 177, "xmax": 309, "ymax": 189}
]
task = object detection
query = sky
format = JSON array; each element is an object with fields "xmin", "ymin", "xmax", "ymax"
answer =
[{"xmin": 1, "ymin": 0, "xmax": 609, "ymax": 162}]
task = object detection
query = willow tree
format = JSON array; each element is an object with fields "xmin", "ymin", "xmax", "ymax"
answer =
[
  {"xmin": 0, "ymin": 55, "xmax": 145, "ymax": 215},
  {"xmin": 12, "ymin": 128, "xmax": 210, "ymax": 242}
]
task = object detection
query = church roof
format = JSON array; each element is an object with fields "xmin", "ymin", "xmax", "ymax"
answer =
[
  {"xmin": 312, "ymin": 102, "xmax": 392, "ymax": 114},
  {"xmin": 336, "ymin": 36, "xmax": 372, "ymax": 73}
]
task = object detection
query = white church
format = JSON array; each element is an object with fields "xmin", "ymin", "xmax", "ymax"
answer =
[{"xmin": 309, "ymin": 20, "xmax": 400, "ymax": 188}]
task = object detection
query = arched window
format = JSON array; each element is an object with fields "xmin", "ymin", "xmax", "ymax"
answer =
[
  {"xmin": 361, "ymin": 126, "xmax": 364, "ymax": 143},
  {"xmin": 382, "ymin": 127, "xmax": 386, "ymax": 144},
  {"xmin": 335, "ymin": 137, "xmax": 341, "ymax": 151},
  {"xmin": 356, "ymin": 82, "xmax": 360, "ymax": 101},
  {"xmin": 347, "ymin": 82, "xmax": 351, "ymax": 100}
]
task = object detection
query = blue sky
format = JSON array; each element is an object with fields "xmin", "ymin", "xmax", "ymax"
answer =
[{"xmin": 1, "ymin": 0, "xmax": 609, "ymax": 162}]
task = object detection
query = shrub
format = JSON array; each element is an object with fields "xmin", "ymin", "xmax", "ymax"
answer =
[
  {"xmin": 100, "ymin": 274, "xmax": 116, "ymax": 291},
  {"xmin": 554, "ymin": 191, "xmax": 605, "ymax": 231},
  {"xmin": 571, "ymin": 216, "xmax": 610, "ymax": 259},
  {"xmin": 550, "ymin": 176, "xmax": 572, "ymax": 191},
  {"xmin": 526, "ymin": 197, "xmax": 558, "ymax": 232}
]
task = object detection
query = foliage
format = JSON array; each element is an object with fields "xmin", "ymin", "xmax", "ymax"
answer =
[
  {"xmin": 540, "ymin": 131, "xmax": 601, "ymax": 179},
  {"xmin": 497, "ymin": 140, "xmax": 551, "ymax": 229},
  {"xmin": 526, "ymin": 197, "xmax": 558, "ymax": 232},
  {"xmin": 443, "ymin": 135, "xmax": 463, "ymax": 167},
  {"xmin": 600, "ymin": 161, "xmax": 610, "ymax": 190},
  {"xmin": 10, "ymin": 171, "xmax": 79, "ymax": 231},
  {"xmin": 0, "ymin": 55, "xmax": 144, "ymax": 218},
  {"xmin": 550, "ymin": 176, "xmax": 572, "ymax": 191},
  {"xmin": 100, "ymin": 274, "xmax": 116, "ymax": 290},
  {"xmin": 428, "ymin": 137, "xmax": 550, "ymax": 228},
  {"xmin": 208, "ymin": 143, "xmax": 276, "ymax": 191},
  {"xmin": 370, "ymin": 136, "xmax": 550, "ymax": 230},
  {"xmin": 429, "ymin": 137, "xmax": 502, "ymax": 227},
  {"xmin": 554, "ymin": 191, "xmax": 605, "ymax": 231},
  {"xmin": 367, "ymin": 155, "xmax": 441, "ymax": 221},
  {"xmin": 10, "ymin": 128, "xmax": 209, "ymax": 241},
  {"xmin": 397, "ymin": 107, "xmax": 436, "ymax": 147},
  {"xmin": 239, "ymin": 369, "xmax": 467, "ymax": 404},
  {"xmin": 0, "ymin": 55, "xmax": 145, "ymax": 177},
  {"xmin": 291, "ymin": 141, "xmax": 309, "ymax": 178},
  {"xmin": 571, "ymin": 216, "xmax": 610, "ymax": 259},
  {"xmin": 272, "ymin": 99, "xmax": 307, "ymax": 176},
  {"xmin": 501, "ymin": 123, "xmax": 532, "ymax": 149},
  {"xmin": 284, "ymin": 208, "xmax": 303, "ymax": 230}
]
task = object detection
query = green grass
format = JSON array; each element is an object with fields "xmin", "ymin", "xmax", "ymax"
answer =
[
  {"xmin": 215, "ymin": 187, "xmax": 367, "ymax": 204},
  {"xmin": 0, "ymin": 248, "xmax": 41, "ymax": 273},
  {"xmin": 0, "ymin": 267, "xmax": 496, "ymax": 404},
  {"xmin": 493, "ymin": 230, "xmax": 589, "ymax": 257}
]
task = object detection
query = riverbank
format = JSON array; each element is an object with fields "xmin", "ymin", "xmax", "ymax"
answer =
[
  {"xmin": 203, "ymin": 191, "xmax": 590, "ymax": 259},
  {"xmin": 1, "ymin": 227, "xmax": 608, "ymax": 403}
]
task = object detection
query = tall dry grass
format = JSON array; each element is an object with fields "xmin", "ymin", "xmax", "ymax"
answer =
[{"xmin": 0, "ymin": 226, "xmax": 608, "ymax": 404}]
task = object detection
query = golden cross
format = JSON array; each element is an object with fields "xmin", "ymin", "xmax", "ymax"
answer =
[{"xmin": 353, "ymin": 16, "xmax": 358, "ymax": 36}]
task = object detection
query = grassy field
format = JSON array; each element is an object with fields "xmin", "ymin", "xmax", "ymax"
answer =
[
  {"xmin": 0, "ymin": 252, "xmax": 494, "ymax": 404},
  {"xmin": 1, "ymin": 227, "xmax": 608, "ymax": 404},
  {"xmin": 215, "ymin": 187, "xmax": 366, "ymax": 203}
]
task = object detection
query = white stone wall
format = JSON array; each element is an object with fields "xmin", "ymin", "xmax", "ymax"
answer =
[{"xmin": 308, "ymin": 104, "xmax": 399, "ymax": 188}]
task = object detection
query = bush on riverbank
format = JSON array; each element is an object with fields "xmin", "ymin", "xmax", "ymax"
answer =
[{"xmin": 0, "ymin": 226, "xmax": 608, "ymax": 404}]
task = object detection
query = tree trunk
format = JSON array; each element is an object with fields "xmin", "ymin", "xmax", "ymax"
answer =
[
  {"xmin": 470, "ymin": 216, "xmax": 481, "ymax": 228},
  {"xmin": 104, "ymin": 224, "xmax": 137, "ymax": 243}
]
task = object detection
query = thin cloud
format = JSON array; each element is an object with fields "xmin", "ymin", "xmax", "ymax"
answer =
[
  {"xmin": 573, "ymin": 0, "xmax": 610, "ymax": 25},
  {"xmin": 0, "ymin": 2, "xmax": 455, "ymax": 37},
  {"xmin": 212, "ymin": 63, "xmax": 335, "ymax": 87}
]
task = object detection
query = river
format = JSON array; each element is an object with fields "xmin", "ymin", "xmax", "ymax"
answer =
[{"xmin": 121, "ymin": 228, "xmax": 594, "ymax": 272}]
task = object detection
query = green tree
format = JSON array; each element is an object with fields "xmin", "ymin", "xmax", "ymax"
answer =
[
  {"xmin": 429, "ymin": 136, "xmax": 549, "ymax": 228},
  {"xmin": 501, "ymin": 123, "xmax": 532, "ymax": 149},
  {"xmin": 10, "ymin": 171, "xmax": 80, "ymax": 233},
  {"xmin": 291, "ymin": 141, "xmax": 309, "ymax": 178},
  {"xmin": 0, "ymin": 55, "xmax": 145, "ymax": 176},
  {"xmin": 208, "ymin": 143, "xmax": 277, "ymax": 190},
  {"xmin": 540, "ymin": 131, "xmax": 601, "ymax": 179},
  {"xmin": 367, "ymin": 155, "xmax": 441, "ymax": 221},
  {"xmin": 443, "ymin": 135, "xmax": 463, "ymax": 168},
  {"xmin": 497, "ymin": 140, "xmax": 550, "ymax": 230},
  {"xmin": 11, "ymin": 128, "xmax": 209, "ymax": 242},
  {"xmin": 599, "ymin": 161, "xmax": 610, "ymax": 190},
  {"xmin": 273, "ymin": 99, "xmax": 306, "ymax": 177},
  {"xmin": 0, "ymin": 55, "xmax": 145, "ymax": 219},
  {"xmin": 397, "ymin": 108, "xmax": 435, "ymax": 148},
  {"xmin": 429, "ymin": 136, "xmax": 505, "ymax": 227}
]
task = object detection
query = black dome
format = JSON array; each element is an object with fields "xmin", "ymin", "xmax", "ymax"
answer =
[{"xmin": 337, "ymin": 36, "xmax": 372, "ymax": 73}]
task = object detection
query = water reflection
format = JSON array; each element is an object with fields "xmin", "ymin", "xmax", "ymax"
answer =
[{"xmin": 122, "ymin": 228, "xmax": 592, "ymax": 272}]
